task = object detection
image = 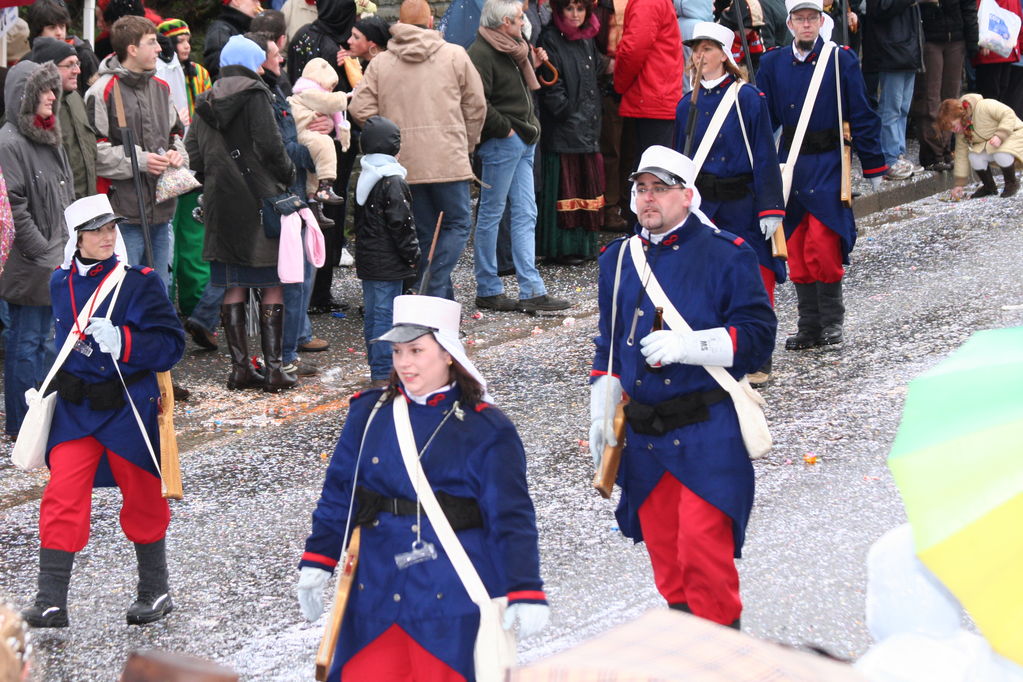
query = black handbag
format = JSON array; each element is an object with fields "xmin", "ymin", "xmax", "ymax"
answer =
[{"xmin": 222, "ymin": 113, "xmax": 305, "ymax": 239}]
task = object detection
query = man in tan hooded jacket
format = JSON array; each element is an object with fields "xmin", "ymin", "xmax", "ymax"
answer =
[{"xmin": 349, "ymin": 0, "xmax": 485, "ymax": 300}]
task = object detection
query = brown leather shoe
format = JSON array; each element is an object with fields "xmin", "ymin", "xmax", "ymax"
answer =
[{"xmin": 298, "ymin": 337, "xmax": 329, "ymax": 352}]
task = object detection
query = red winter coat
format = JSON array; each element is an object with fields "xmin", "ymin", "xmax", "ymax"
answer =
[
  {"xmin": 973, "ymin": 0, "xmax": 1023, "ymax": 64},
  {"xmin": 613, "ymin": 0, "xmax": 684, "ymax": 119}
]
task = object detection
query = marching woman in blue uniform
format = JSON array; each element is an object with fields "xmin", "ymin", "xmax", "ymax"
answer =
[
  {"xmin": 673, "ymin": 21, "xmax": 785, "ymax": 384},
  {"xmin": 757, "ymin": 0, "xmax": 886, "ymax": 350},
  {"xmin": 589, "ymin": 146, "xmax": 775, "ymax": 629},
  {"xmin": 22, "ymin": 194, "xmax": 185, "ymax": 628},
  {"xmin": 297, "ymin": 295, "xmax": 549, "ymax": 681}
]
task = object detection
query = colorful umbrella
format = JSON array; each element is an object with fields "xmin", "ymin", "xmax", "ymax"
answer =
[{"xmin": 888, "ymin": 326, "xmax": 1023, "ymax": 665}]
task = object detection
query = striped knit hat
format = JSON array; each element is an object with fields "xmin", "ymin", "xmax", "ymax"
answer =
[{"xmin": 157, "ymin": 18, "xmax": 190, "ymax": 39}]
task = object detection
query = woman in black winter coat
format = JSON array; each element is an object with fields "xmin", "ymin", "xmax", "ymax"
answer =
[
  {"xmin": 352, "ymin": 116, "xmax": 419, "ymax": 386},
  {"xmin": 185, "ymin": 35, "xmax": 297, "ymax": 394},
  {"xmin": 536, "ymin": 0, "xmax": 607, "ymax": 265}
]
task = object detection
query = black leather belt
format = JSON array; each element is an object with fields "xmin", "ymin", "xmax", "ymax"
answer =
[
  {"xmin": 55, "ymin": 369, "xmax": 148, "ymax": 411},
  {"xmin": 354, "ymin": 486, "xmax": 484, "ymax": 531},
  {"xmin": 624, "ymin": 387, "xmax": 729, "ymax": 436},
  {"xmin": 696, "ymin": 172, "xmax": 754, "ymax": 201},
  {"xmin": 781, "ymin": 126, "xmax": 841, "ymax": 155}
]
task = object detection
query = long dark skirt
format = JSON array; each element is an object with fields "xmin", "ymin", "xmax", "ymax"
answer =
[{"xmin": 536, "ymin": 152, "xmax": 604, "ymax": 259}]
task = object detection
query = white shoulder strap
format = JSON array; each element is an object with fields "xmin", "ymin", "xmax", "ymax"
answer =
[
  {"xmin": 780, "ymin": 41, "xmax": 836, "ymax": 203},
  {"xmin": 392, "ymin": 397, "xmax": 493, "ymax": 609},
  {"xmin": 734, "ymin": 85, "xmax": 755, "ymax": 168},
  {"xmin": 39, "ymin": 264, "xmax": 129, "ymax": 396},
  {"xmin": 627, "ymin": 236, "xmax": 745, "ymax": 397},
  {"xmin": 692, "ymin": 82, "xmax": 741, "ymax": 173}
]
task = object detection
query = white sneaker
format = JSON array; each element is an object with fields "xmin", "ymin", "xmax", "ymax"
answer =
[
  {"xmin": 886, "ymin": 159, "xmax": 913, "ymax": 181},
  {"xmin": 339, "ymin": 247, "xmax": 354, "ymax": 267},
  {"xmin": 899, "ymin": 154, "xmax": 924, "ymax": 175}
]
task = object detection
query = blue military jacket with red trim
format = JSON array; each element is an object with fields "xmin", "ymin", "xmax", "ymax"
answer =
[
  {"xmin": 47, "ymin": 256, "xmax": 184, "ymax": 486},
  {"xmin": 757, "ymin": 38, "xmax": 887, "ymax": 262},
  {"xmin": 301, "ymin": 386, "xmax": 545, "ymax": 680},
  {"xmin": 673, "ymin": 76, "xmax": 787, "ymax": 283},
  {"xmin": 592, "ymin": 218, "xmax": 776, "ymax": 556}
]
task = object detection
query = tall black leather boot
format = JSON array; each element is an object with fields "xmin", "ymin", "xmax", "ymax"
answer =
[
  {"xmin": 971, "ymin": 168, "xmax": 998, "ymax": 198},
  {"xmin": 127, "ymin": 538, "xmax": 173, "ymax": 625},
  {"xmin": 260, "ymin": 304, "xmax": 296, "ymax": 393},
  {"xmin": 221, "ymin": 303, "xmax": 264, "ymax": 390},
  {"xmin": 785, "ymin": 283, "xmax": 821, "ymax": 350},
  {"xmin": 1001, "ymin": 165, "xmax": 1019, "ymax": 198},
  {"xmin": 817, "ymin": 280, "xmax": 845, "ymax": 347},
  {"xmin": 22, "ymin": 548, "xmax": 74, "ymax": 628}
]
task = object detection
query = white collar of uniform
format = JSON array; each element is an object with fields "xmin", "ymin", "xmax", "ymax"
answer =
[
  {"xmin": 74, "ymin": 257, "xmax": 94, "ymax": 276},
  {"xmin": 701, "ymin": 74, "xmax": 728, "ymax": 90},
  {"xmin": 405, "ymin": 381, "xmax": 456, "ymax": 406},
  {"xmin": 641, "ymin": 222, "xmax": 686, "ymax": 244}
]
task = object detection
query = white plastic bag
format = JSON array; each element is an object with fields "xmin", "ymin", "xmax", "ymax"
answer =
[{"xmin": 978, "ymin": 0, "xmax": 1022, "ymax": 58}]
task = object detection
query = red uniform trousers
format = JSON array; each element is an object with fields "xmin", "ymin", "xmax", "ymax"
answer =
[
  {"xmin": 759, "ymin": 266, "xmax": 776, "ymax": 308},
  {"xmin": 341, "ymin": 623, "xmax": 465, "ymax": 682},
  {"xmin": 637, "ymin": 472, "xmax": 741, "ymax": 625},
  {"xmin": 40, "ymin": 436, "xmax": 170, "ymax": 553},
  {"xmin": 786, "ymin": 214, "xmax": 845, "ymax": 284}
]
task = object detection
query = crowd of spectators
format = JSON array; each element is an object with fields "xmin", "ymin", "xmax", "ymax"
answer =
[{"xmin": 0, "ymin": 0, "xmax": 1022, "ymax": 435}]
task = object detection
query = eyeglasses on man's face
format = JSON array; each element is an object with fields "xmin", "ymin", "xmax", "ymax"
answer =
[{"xmin": 632, "ymin": 184, "xmax": 686, "ymax": 196}]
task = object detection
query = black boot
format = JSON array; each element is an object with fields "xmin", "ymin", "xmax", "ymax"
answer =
[
  {"xmin": 727, "ymin": 617, "xmax": 741, "ymax": 631},
  {"xmin": 1001, "ymin": 165, "xmax": 1019, "ymax": 198},
  {"xmin": 785, "ymin": 283, "xmax": 821, "ymax": 350},
  {"xmin": 970, "ymin": 168, "xmax": 998, "ymax": 198},
  {"xmin": 817, "ymin": 280, "xmax": 845, "ymax": 348},
  {"xmin": 314, "ymin": 179, "xmax": 345, "ymax": 205},
  {"xmin": 260, "ymin": 304, "xmax": 296, "ymax": 393},
  {"xmin": 307, "ymin": 199, "xmax": 335, "ymax": 228},
  {"xmin": 668, "ymin": 602, "xmax": 692, "ymax": 613},
  {"xmin": 221, "ymin": 303, "xmax": 265, "ymax": 390},
  {"xmin": 22, "ymin": 548, "xmax": 74, "ymax": 628},
  {"xmin": 127, "ymin": 538, "xmax": 173, "ymax": 625}
]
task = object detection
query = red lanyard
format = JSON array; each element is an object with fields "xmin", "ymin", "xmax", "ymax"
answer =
[{"xmin": 68, "ymin": 266, "xmax": 117, "ymax": 340}]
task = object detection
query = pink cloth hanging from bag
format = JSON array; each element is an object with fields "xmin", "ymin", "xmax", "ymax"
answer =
[
  {"xmin": 277, "ymin": 212, "xmax": 305, "ymax": 284},
  {"xmin": 301, "ymin": 207, "xmax": 326, "ymax": 268}
]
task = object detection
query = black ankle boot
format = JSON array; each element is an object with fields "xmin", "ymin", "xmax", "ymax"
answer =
[
  {"xmin": 817, "ymin": 280, "xmax": 845, "ymax": 347},
  {"xmin": 260, "ymin": 304, "xmax": 296, "ymax": 393},
  {"xmin": 221, "ymin": 303, "xmax": 264, "ymax": 390},
  {"xmin": 22, "ymin": 548, "xmax": 74, "ymax": 628},
  {"xmin": 971, "ymin": 168, "xmax": 998, "ymax": 198},
  {"xmin": 1001, "ymin": 165, "xmax": 1019, "ymax": 198},
  {"xmin": 307, "ymin": 199, "xmax": 335, "ymax": 228},
  {"xmin": 127, "ymin": 538, "xmax": 173, "ymax": 625},
  {"xmin": 314, "ymin": 179, "xmax": 345, "ymax": 205},
  {"xmin": 668, "ymin": 602, "xmax": 692, "ymax": 613},
  {"xmin": 785, "ymin": 283, "xmax": 821, "ymax": 350}
]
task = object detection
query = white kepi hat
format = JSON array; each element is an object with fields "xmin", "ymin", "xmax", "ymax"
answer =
[
  {"xmin": 684, "ymin": 22, "xmax": 739, "ymax": 69},
  {"xmin": 373, "ymin": 295, "xmax": 492, "ymax": 402},
  {"xmin": 60, "ymin": 194, "xmax": 129, "ymax": 270},
  {"xmin": 786, "ymin": 0, "xmax": 824, "ymax": 14},
  {"xmin": 628, "ymin": 145, "xmax": 717, "ymax": 230}
]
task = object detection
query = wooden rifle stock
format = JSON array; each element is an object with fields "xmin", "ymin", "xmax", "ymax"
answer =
[
  {"xmin": 592, "ymin": 400, "xmax": 628, "ymax": 499},
  {"xmin": 156, "ymin": 371, "xmax": 182, "ymax": 500},
  {"xmin": 315, "ymin": 526, "xmax": 362, "ymax": 681},
  {"xmin": 771, "ymin": 227, "xmax": 788, "ymax": 261},
  {"xmin": 841, "ymin": 121, "xmax": 853, "ymax": 207}
]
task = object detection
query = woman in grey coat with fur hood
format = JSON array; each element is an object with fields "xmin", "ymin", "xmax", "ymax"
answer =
[{"xmin": 0, "ymin": 60, "xmax": 75, "ymax": 437}]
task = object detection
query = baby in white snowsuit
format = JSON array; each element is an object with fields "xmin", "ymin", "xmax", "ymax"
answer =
[{"xmin": 288, "ymin": 57, "xmax": 352, "ymax": 205}]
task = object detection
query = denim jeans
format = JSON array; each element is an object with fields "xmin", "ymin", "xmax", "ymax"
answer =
[
  {"xmin": 189, "ymin": 282, "xmax": 225, "ymax": 334},
  {"xmin": 283, "ymin": 238, "xmax": 316, "ymax": 365},
  {"xmin": 474, "ymin": 134, "xmax": 546, "ymax": 299},
  {"xmin": 878, "ymin": 71, "xmax": 916, "ymax": 166},
  {"xmin": 362, "ymin": 279, "xmax": 403, "ymax": 380},
  {"xmin": 119, "ymin": 222, "xmax": 172, "ymax": 291},
  {"xmin": 4, "ymin": 304, "xmax": 55, "ymax": 436},
  {"xmin": 409, "ymin": 181, "xmax": 472, "ymax": 300}
]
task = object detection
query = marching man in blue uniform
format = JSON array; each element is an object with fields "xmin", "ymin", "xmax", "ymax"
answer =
[
  {"xmin": 757, "ymin": 0, "xmax": 886, "ymax": 350},
  {"xmin": 23, "ymin": 194, "xmax": 185, "ymax": 628},
  {"xmin": 297, "ymin": 295, "xmax": 549, "ymax": 681},
  {"xmin": 589, "ymin": 146, "xmax": 776, "ymax": 629},
  {"xmin": 674, "ymin": 21, "xmax": 786, "ymax": 385}
]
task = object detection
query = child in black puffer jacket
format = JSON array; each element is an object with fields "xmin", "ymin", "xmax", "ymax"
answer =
[{"xmin": 353, "ymin": 116, "xmax": 420, "ymax": 386}]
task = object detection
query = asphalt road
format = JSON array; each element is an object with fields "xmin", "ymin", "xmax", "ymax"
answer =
[{"xmin": 1, "ymin": 183, "xmax": 1021, "ymax": 680}]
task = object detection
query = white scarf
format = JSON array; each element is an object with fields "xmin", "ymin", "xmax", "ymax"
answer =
[{"xmin": 356, "ymin": 153, "xmax": 408, "ymax": 206}]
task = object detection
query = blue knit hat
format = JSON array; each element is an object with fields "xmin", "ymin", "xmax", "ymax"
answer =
[{"xmin": 219, "ymin": 34, "xmax": 265, "ymax": 74}]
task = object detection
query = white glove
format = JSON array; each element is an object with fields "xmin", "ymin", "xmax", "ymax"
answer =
[
  {"xmin": 85, "ymin": 317, "xmax": 121, "ymax": 357},
  {"xmin": 759, "ymin": 216, "xmax": 782, "ymax": 240},
  {"xmin": 870, "ymin": 176, "xmax": 883, "ymax": 192},
  {"xmin": 502, "ymin": 603, "xmax": 550, "ymax": 638},
  {"xmin": 640, "ymin": 328, "xmax": 734, "ymax": 367},
  {"xmin": 296, "ymin": 566, "xmax": 331, "ymax": 621},
  {"xmin": 589, "ymin": 374, "xmax": 622, "ymax": 469}
]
